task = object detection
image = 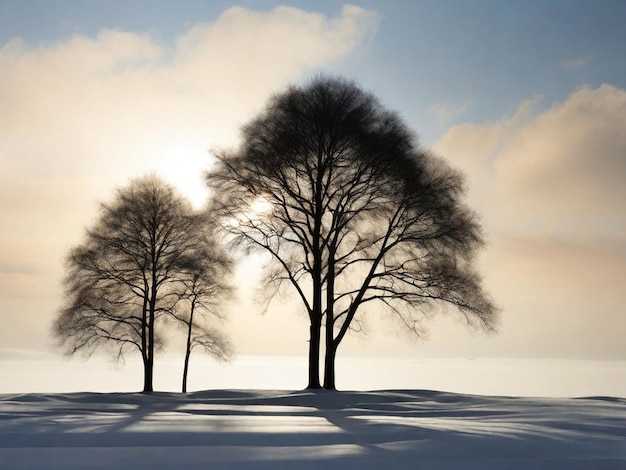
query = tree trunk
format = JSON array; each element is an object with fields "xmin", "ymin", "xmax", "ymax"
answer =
[
  {"xmin": 306, "ymin": 150, "xmax": 326, "ymax": 390},
  {"xmin": 307, "ymin": 317, "xmax": 322, "ymax": 389},
  {"xmin": 308, "ymin": 255, "xmax": 322, "ymax": 389},
  {"xmin": 322, "ymin": 312, "xmax": 337, "ymax": 389},
  {"xmin": 145, "ymin": 279, "xmax": 157, "ymax": 393},
  {"xmin": 182, "ymin": 302, "xmax": 195, "ymax": 393},
  {"xmin": 141, "ymin": 284, "xmax": 150, "ymax": 392},
  {"xmin": 323, "ymin": 248, "xmax": 337, "ymax": 390},
  {"xmin": 182, "ymin": 347, "xmax": 191, "ymax": 394},
  {"xmin": 143, "ymin": 357, "xmax": 153, "ymax": 393},
  {"xmin": 323, "ymin": 341, "xmax": 337, "ymax": 390}
]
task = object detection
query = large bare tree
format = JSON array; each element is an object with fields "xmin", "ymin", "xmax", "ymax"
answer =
[
  {"xmin": 208, "ymin": 76, "xmax": 498, "ymax": 390},
  {"xmin": 53, "ymin": 175, "xmax": 232, "ymax": 392}
]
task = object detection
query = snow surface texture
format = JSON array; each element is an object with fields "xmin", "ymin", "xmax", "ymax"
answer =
[{"xmin": 0, "ymin": 389, "xmax": 624, "ymax": 469}]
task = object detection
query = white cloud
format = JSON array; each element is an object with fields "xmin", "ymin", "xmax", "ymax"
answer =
[
  {"xmin": 0, "ymin": 5, "xmax": 380, "ymax": 180},
  {"xmin": 495, "ymin": 85, "xmax": 626, "ymax": 235},
  {"xmin": 432, "ymin": 84, "xmax": 626, "ymax": 359},
  {"xmin": 0, "ymin": 5, "xmax": 379, "ymax": 351},
  {"xmin": 436, "ymin": 85, "xmax": 626, "ymax": 237}
]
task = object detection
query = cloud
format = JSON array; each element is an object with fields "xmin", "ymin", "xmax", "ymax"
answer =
[
  {"xmin": 0, "ymin": 5, "xmax": 380, "ymax": 180},
  {"xmin": 435, "ymin": 85, "xmax": 626, "ymax": 237},
  {"xmin": 496, "ymin": 85, "xmax": 626, "ymax": 234},
  {"xmin": 433, "ymin": 84, "xmax": 626, "ymax": 359},
  {"xmin": 0, "ymin": 5, "xmax": 379, "ymax": 350},
  {"xmin": 561, "ymin": 57, "xmax": 587, "ymax": 70},
  {"xmin": 429, "ymin": 101, "xmax": 471, "ymax": 129}
]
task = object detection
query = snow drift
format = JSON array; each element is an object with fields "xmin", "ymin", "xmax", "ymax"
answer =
[{"xmin": 0, "ymin": 389, "xmax": 624, "ymax": 469}]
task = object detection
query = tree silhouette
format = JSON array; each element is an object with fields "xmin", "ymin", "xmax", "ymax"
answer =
[
  {"xmin": 168, "ymin": 226, "xmax": 233, "ymax": 393},
  {"xmin": 53, "ymin": 175, "xmax": 232, "ymax": 392},
  {"xmin": 208, "ymin": 76, "xmax": 498, "ymax": 389}
]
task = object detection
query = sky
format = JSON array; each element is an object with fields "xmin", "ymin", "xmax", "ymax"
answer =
[{"xmin": 1, "ymin": 0, "xmax": 625, "ymax": 364}]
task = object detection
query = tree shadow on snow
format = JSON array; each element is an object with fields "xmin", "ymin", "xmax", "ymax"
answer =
[{"xmin": 0, "ymin": 389, "xmax": 624, "ymax": 469}]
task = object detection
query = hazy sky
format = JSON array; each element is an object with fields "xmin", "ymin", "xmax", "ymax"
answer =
[{"xmin": 1, "ymin": 1, "xmax": 625, "ymax": 362}]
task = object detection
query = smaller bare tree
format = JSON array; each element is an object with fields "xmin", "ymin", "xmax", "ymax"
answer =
[
  {"xmin": 168, "ymin": 227, "xmax": 233, "ymax": 393},
  {"xmin": 53, "ymin": 175, "xmax": 232, "ymax": 392}
]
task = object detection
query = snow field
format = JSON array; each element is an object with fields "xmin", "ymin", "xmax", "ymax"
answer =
[{"xmin": 0, "ymin": 389, "xmax": 624, "ymax": 469}]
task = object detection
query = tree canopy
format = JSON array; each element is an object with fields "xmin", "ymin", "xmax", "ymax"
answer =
[
  {"xmin": 53, "ymin": 175, "xmax": 232, "ymax": 392},
  {"xmin": 207, "ymin": 76, "xmax": 498, "ymax": 389}
]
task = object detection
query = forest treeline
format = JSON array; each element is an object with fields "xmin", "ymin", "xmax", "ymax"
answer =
[{"xmin": 53, "ymin": 76, "xmax": 498, "ymax": 392}]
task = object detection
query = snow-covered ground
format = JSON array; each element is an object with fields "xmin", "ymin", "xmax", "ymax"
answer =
[
  {"xmin": 0, "ymin": 388, "xmax": 624, "ymax": 469},
  {"xmin": 1, "ymin": 354, "xmax": 625, "ymax": 468}
]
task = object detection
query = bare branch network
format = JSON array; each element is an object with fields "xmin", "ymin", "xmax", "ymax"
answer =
[
  {"xmin": 208, "ymin": 76, "xmax": 498, "ymax": 389},
  {"xmin": 53, "ymin": 76, "xmax": 497, "ymax": 392}
]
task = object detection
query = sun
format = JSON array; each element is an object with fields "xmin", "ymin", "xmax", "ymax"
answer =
[{"xmin": 154, "ymin": 141, "xmax": 213, "ymax": 209}]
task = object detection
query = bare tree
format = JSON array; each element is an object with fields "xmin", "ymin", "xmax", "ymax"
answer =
[
  {"xmin": 53, "ymin": 175, "xmax": 232, "ymax": 392},
  {"xmin": 207, "ymin": 76, "xmax": 498, "ymax": 390},
  {"xmin": 169, "ymin": 228, "xmax": 233, "ymax": 393}
]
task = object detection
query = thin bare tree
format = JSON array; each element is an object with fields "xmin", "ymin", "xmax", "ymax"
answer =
[{"xmin": 168, "ymin": 228, "xmax": 233, "ymax": 393}]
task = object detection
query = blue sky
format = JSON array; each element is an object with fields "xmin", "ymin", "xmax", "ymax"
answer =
[{"xmin": 1, "ymin": 1, "xmax": 625, "ymax": 362}]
